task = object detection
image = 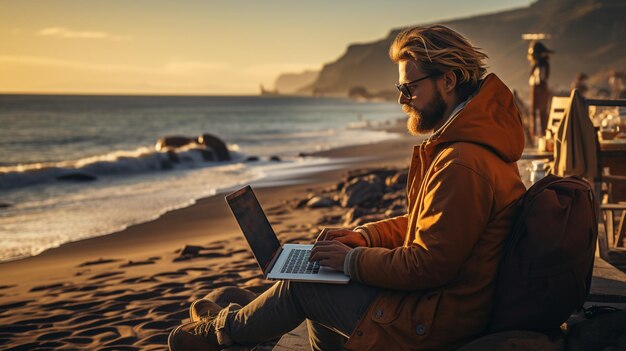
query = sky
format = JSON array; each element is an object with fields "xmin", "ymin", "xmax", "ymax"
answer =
[{"xmin": 0, "ymin": 0, "xmax": 533, "ymax": 95}]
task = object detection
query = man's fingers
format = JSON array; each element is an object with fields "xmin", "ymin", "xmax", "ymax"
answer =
[
  {"xmin": 334, "ymin": 236, "xmax": 357, "ymax": 245},
  {"xmin": 325, "ymin": 229, "xmax": 353, "ymax": 239},
  {"xmin": 320, "ymin": 230, "xmax": 366, "ymax": 248},
  {"xmin": 310, "ymin": 243, "xmax": 342, "ymax": 259},
  {"xmin": 317, "ymin": 228, "xmax": 350, "ymax": 242},
  {"xmin": 312, "ymin": 241, "xmax": 345, "ymax": 251},
  {"xmin": 310, "ymin": 243, "xmax": 337, "ymax": 258},
  {"xmin": 310, "ymin": 250, "xmax": 331, "ymax": 262},
  {"xmin": 316, "ymin": 232, "xmax": 328, "ymax": 242}
]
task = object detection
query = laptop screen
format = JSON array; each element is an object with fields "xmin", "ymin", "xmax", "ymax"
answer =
[{"xmin": 225, "ymin": 186, "xmax": 281, "ymax": 273}]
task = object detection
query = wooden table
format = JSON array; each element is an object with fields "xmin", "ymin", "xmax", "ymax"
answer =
[
  {"xmin": 520, "ymin": 148, "xmax": 553, "ymax": 160},
  {"xmin": 599, "ymin": 139, "xmax": 626, "ymax": 202}
]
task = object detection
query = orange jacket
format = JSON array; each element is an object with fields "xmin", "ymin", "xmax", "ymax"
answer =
[{"xmin": 345, "ymin": 74, "xmax": 526, "ymax": 350}]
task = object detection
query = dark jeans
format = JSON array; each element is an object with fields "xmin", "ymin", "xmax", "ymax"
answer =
[{"xmin": 215, "ymin": 280, "xmax": 380, "ymax": 351}]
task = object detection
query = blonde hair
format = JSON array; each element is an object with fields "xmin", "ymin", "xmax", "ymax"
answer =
[{"xmin": 389, "ymin": 25, "xmax": 488, "ymax": 99}]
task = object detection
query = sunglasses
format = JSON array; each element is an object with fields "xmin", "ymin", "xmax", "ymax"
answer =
[{"xmin": 395, "ymin": 73, "xmax": 441, "ymax": 99}]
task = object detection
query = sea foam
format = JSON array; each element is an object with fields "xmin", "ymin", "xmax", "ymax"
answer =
[{"xmin": 0, "ymin": 145, "xmax": 244, "ymax": 190}]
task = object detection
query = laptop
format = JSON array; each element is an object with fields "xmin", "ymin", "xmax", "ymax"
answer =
[{"xmin": 225, "ymin": 185, "xmax": 350, "ymax": 284}]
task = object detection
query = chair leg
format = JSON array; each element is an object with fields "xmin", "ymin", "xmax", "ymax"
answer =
[
  {"xmin": 598, "ymin": 209, "xmax": 611, "ymax": 260},
  {"xmin": 606, "ymin": 210, "xmax": 614, "ymax": 248},
  {"xmin": 616, "ymin": 210, "xmax": 626, "ymax": 247}
]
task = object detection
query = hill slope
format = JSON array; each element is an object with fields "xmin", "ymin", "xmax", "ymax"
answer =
[{"xmin": 303, "ymin": 0, "xmax": 626, "ymax": 97}]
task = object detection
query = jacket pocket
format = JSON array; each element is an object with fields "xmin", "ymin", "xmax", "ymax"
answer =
[{"xmin": 371, "ymin": 290, "xmax": 441, "ymax": 339}]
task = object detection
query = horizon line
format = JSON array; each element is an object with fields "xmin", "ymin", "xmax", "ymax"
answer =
[{"xmin": 0, "ymin": 91, "xmax": 315, "ymax": 98}]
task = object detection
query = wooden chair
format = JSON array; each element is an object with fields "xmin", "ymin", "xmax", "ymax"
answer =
[
  {"xmin": 585, "ymin": 98, "xmax": 626, "ymax": 262},
  {"xmin": 599, "ymin": 203, "xmax": 626, "ymax": 253},
  {"xmin": 546, "ymin": 96, "xmax": 570, "ymax": 137}
]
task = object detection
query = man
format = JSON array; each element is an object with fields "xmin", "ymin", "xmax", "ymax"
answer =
[
  {"xmin": 169, "ymin": 24, "xmax": 526, "ymax": 351},
  {"xmin": 527, "ymin": 41, "xmax": 553, "ymax": 142}
]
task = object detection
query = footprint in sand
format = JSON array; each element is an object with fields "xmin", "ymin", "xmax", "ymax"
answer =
[
  {"xmin": 0, "ymin": 300, "xmax": 34, "ymax": 310},
  {"xmin": 152, "ymin": 271, "xmax": 188, "ymax": 278},
  {"xmin": 153, "ymin": 282, "xmax": 186, "ymax": 290},
  {"xmin": 58, "ymin": 301, "xmax": 102, "ymax": 312},
  {"xmin": 77, "ymin": 258, "xmax": 121, "ymax": 267},
  {"xmin": 36, "ymin": 330, "xmax": 73, "ymax": 341},
  {"xmin": 88, "ymin": 271, "xmax": 125, "ymax": 281},
  {"xmin": 93, "ymin": 289, "xmax": 128, "ymax": 297},
  {"xmin": 15, "ymin": 313, "xmax": 74, "ymax": 325},
  {"xmin": 119, "ymin": 260, "xmax": 156, "ymax": 268},
  {"xmin": 29, "ymin": 282, "xmax": 66, "ymax": 292},
  {"xmin": 113, "ymin": 290, "xmax": 161, "ymax": 302}
]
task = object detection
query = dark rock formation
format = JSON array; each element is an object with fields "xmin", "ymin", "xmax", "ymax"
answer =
[
  {"xmin": 306, "ymin": 196, "xmax": 335, "ymax": 208},
  {"xmin": 155, "ymin": 136, "xmax": 196, "ymax": 151},
  {"xmin": 294, "ymin": 198, "xmax": 309, "ymax": 209},
  {"xmin": 340, "ymin": 177, "xmax": 383, "ymax": 208},
  {"xmin": 198, "ymin": 134, "xmax": 230, "ymax": 161},
  {"xmin": 155, "ymin": 134, "xmax": 230, "ymax": 162},
  {"xmin": 190, "ymin": 148, "xmax": 215, "ymax": 161},
  {"xmin": 386, "ymin": 170, "xmax": 408, "ymax": 190},
  {"xmin": 344, "ymin": 207, "xmax": 366, "ymax": 226},
  {"xmin": 57, "ymin": 172, "xmax": 97, "ymax": 182},
  {"xmin": 346, "ymin": 168, "xmax": 396, "ymax": 184},
  {"xmin": 178, "ymin": 245, "xmax": 203, "ymax": 258}
]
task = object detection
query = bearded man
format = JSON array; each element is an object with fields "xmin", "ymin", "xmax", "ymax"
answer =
[{"xmin": 168, "ymin": 24, "xmax": 526, "ymax": 351}]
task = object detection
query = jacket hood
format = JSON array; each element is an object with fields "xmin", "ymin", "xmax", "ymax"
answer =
[{"xmin": 425, "ymin": 74, "xmax": 525, "ymax": 163}]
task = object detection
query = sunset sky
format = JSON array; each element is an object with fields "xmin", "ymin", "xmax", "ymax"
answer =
[{"xmin": 1, "ymin": 0, "xmax": 532, "ymax": 95}]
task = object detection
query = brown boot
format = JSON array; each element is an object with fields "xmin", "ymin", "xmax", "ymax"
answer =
[
  {"xmin": 190, "ymin": 299, "xmax": 222, "ymax": 322},
  {"xmin": 168, "ymin": 317, "xmax": 224, "ymax": 351}
]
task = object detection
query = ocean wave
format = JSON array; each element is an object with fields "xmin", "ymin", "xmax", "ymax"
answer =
[{"xmin": 0, "ymin": 144, "xmax": 244, "ymax": 190}]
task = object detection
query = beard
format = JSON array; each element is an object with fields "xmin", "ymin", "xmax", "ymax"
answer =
[{"xmin": 403, "ymin": 89, "xmax": 447, "ymax": 135}]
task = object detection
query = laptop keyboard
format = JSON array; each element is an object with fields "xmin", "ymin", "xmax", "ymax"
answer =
[{"xmin": 280, "ymin": 249, "xmax": 321, "ymax": 274}]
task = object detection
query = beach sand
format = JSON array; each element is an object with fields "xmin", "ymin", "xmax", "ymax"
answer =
[{"xmin": 0, "ymin": 122, "xmax": 429, "ymax": 350}]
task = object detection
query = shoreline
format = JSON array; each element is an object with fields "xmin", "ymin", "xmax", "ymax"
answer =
[
  {"xmin": 0, "ymin": 121, "xmax": 403, "ymax": 265},
  {"xmin": 0, "ymin": 125, "xmax": 418, "ymax": 350},
  {"xmin": 0, "ymin": 128, "xmax": 416, "ymax": 285}
]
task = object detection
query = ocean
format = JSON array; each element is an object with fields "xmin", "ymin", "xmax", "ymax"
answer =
[{"xmin": 0, "ymin": 94, "xmax": 400, "ymax": 262}]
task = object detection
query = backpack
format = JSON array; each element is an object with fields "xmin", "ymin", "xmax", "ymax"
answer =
[{"xmin": 489, "ymin": 174, "xmax": 598, "ymax": 332}]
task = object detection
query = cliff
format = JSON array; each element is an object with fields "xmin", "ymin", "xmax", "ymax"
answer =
[
  {"xmin": 301, "ymin": 0, "xmax": 626, "ymax": 97},
  {"xmin": 274, "ymin": 70, "xmax": 319, "ymax": 94}
]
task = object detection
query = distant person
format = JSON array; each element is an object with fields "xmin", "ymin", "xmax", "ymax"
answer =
[
  {"xmin": 528, "ymin": 41, "xmax": 553, "ymax": 142},
  {"xmin": 572, "ymin": 72, "xmax": 589, "ymax": 97},
  {"xmin": 609, "ymin": 70, "xmax": 625, "ymax": 99},
  {"xmin": 168, "ymin": 25, "xmax": 526, "ymax": 351}
]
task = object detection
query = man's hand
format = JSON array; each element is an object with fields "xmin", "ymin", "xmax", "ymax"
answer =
[
  {"xmin": 310, "ymin": 240, "xmax": 352, "ymax": 272},
  {"xmin": 316, "ymin": 229, "xmax": 367, "ymax": 248}
]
